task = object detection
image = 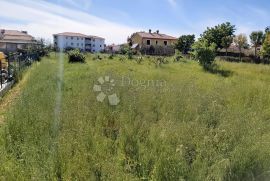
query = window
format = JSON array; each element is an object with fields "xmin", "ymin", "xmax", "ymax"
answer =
[
  {"xmin": 93, "ymin": 44, "xmax": 95, "ymax": 47},
  {"xmin": 164, "ymin": 41, "xmax": 168, "ymax": 46},
  {"xmin": 77, "ymin": 37, "xmax": 79, "ymax": 40},
  {"xmin": 71, "ymin": 37, "xmax": 73, "ymax": 40},
  {"xmin": 66, "ymin": 37, "xmax": 68, "ymax": 39},
  {"xmin": 147, "ymin": 40, "xmax": 151, "ymax": 45},
  {"xmin": 100, "ymin": 45, "xmax": 102, "ymax": 47},
  {"xmin": 81, "ymin": 43, "xmax": 83, "ymax": 46},
  {"xmin": 156, "ymin": 41, "xmax": 158, "ymax": 45},
  {"xmin": 71, "ymin": 43, "xmax": 74, "ymax": 46},
  {"xmin": 77, "ymin": 43, "xmax": 79, "ymax": 46}
]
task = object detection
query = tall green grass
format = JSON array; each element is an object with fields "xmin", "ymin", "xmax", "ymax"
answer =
[{"xmin": 1, "ymin": 53, "xmax": 270, "ymax": 180}]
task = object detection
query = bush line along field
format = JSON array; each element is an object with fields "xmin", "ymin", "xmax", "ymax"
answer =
[{"xmin": 1, "ymin": 53, "xmax": 270, "ymax": 180}]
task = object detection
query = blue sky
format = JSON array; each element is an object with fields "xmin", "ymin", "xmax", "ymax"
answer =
[{"xmin": 0, "ymin": 0, "xmax": 269, "ymax": 44}]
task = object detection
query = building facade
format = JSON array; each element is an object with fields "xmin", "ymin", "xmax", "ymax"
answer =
[
  {"xmin": 105, "ymin": 44, "xmax": 121, "ymax": 53},
  {"xmin": 0, "ymin": 29, "xmax": 37, "ymax": 53},
  {"xmin": 130, "ymin": 30, "xmax": 177, "ymax": 48},
  {"xmin": 129, "ymin": 30, "xmax": 177, "ymax": 55},
  {"xmin": 53, "ymin": 32, "xmax": 105, "ymax": 52}
]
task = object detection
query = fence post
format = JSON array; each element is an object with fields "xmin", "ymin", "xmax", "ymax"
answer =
[
  {"xmin": 7, "ymin": 55, "xmax": 10, "ymax": 80},
  {"xmin": 0, "ymin": 59, "xmax": 2, "ymax": 89},
  {"xmin": 18, "ymin": 54, "xmax": 21, "ymax": 71}
]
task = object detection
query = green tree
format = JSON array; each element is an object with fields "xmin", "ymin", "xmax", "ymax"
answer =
[
  {"xmin": 127, "ymin": 36, "xmax": 133, "ymax": 47},
  {"xmin": 221, "ymin": 36, "xmax": 233, "ymax": 57},
  {"xmin": 249, "ymin": 31, "xmax": 264, "ymax": 57},
  {"xmin": 200, "ymin": 22, "xmax": 236, "ymax": 49},
  {"xmin": 191, "ymin": 40, "xmax": 216, "ymax": 69},
  {"xmin": 175, "ymin": 34, "xmax": 195, "ymax": 54},
  {"xmin": 261, "ymin": 32, "xmax": 270, "ymax": 63},
  {"xmin": 266, "ymin": 26, "xmax": 270, "ymax": 33},
  {"xmin": 234, "ymin": 34, "xmax": 248, "ymax": 62},
  {"xmin": 120, "ymin": 44, "xmax": 130, "ymax": 54}
]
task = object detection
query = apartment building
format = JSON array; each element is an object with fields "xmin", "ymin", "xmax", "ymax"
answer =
[{"xmin": 53, "ymin": 32, "xmax": 105, "ymax": 52}]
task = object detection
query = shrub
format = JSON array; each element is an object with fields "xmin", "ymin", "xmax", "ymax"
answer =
[
  {"xmin": 153, "ymin": 56, "xmax": 169, "ymax": 67},
  {"xmin": 120, "ymin": 44, "xmax": 130, "ymax": 54},
  {"xmin": 93, "ymin": 54, "xmax": 102, "ymax": 61},
  {"xmin": 136, "ymin": 56, "xmax": 143, "ymax": 64},
  {"xmin": 65, "ymin": 47, "xmax": 75, "ymax": 52},
  {"xmin": 127, "ymin": 49, "xmax": 133, "ymax": 59},
  {"xmin": 119, "ymin": 56, "xmax": 125, "ymax": 62},
  {"xmin": 67, "ymin": 49, "xmax": 85, "ymax": 63},
  {"xmin": 108, "ymin": 54, "xmax": 114, "ymax": 60},
  {"xmin": 174, "ymin": 50, "xmax": 184, "ymax": 62},
  {"xmin": 192, "ymin": 40, "xmax": 216, "ymax": 69},
  {"xmin": 11, "ymin": 65, "xmax": 22, "ymax": 83}
]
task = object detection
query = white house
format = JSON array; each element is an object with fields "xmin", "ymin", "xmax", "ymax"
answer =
[{"xmin": 53, "ymin": 32, "xmax": 105, "ymax": 52}]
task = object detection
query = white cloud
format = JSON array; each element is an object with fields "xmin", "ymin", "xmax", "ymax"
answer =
[{"xmin": 0, "ymin": 0, "xmax": 139, "ymax": 44}]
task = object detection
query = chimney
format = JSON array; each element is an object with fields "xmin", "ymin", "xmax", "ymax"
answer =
[
  {"xmin": 21, "ymin": 31, "xmax": 28, "ymax": 34},
  {"xmin": 149, "ymin": 29, "xmax": 152, "ymax": 34},
  {"xmin": 156, "ymin": 30, "xmax": 159, "ymax": 34}
]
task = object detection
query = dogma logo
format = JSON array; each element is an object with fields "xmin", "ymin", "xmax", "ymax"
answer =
[{"xmin": 93, "ymin": 76, "xmax": 120, "ymax": 106}]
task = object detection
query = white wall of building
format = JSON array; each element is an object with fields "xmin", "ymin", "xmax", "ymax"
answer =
[
  {"xmin": 54, "ymin": 35, "xmax": 85, "ymax": 51},
  {"xmin": 54, "ymin": 34, "xmax": 105, "ymax": 52},
  {"xmin": 91, "ymin": 38, "xmax": 105, "ymax": 52}
]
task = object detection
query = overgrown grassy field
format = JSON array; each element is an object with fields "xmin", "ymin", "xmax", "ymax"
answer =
[{"xmin": 1, "ymin": 53, "xmax": 270, "ymax": 180}]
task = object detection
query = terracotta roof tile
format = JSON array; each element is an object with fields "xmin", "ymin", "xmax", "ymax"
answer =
[
  {"xmin": 136, "ymin": 32, "xmax": 177, "ymax": 40},
  {"xmin": 0, "ymin": 29, "xmax": 35, "ymax": 43}
]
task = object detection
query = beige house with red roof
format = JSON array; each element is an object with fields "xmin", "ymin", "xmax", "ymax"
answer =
[
  {"xmin": 0, "ymin": 29, "xmax": 37, "ymax": 53},
  {"xmin": 130, "ymin": 29, "xmax": 177, "ymax": 48},
  {"xmin": 129, "ymin": 30, "xmax": 177, "ymax": 55},
  {"xmin": 53, "ymin": 32, "xmax": 105, "ymax": 52}
]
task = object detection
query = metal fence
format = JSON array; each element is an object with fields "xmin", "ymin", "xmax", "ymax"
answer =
[{"xmin": 0, "ymin": 52, "xmax": 39, "ymax": 97}]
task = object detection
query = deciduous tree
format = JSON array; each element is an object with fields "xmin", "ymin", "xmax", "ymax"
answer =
[
  {"xmin": 200, "ymin": 22, "xmax": 236, "ymax": 49},
  {"xmin": 234, "ymin": 34, "xmax": 248, "ymax": 62},
  {"xmin": 175, "ymin": 34, "xmax": 195, "ymax": 54},
  {"xmin": 266, "ymin": 26, "xmax": 270, "ymax": 33},
  {"xmin": 261, "ymin": 32, "xmax": 270, "ymax": 63},
  {"xmin": 221, "ymin": 36, "xmax": 233, "ymax": 57},
  {"xmin": 250, "ymin": 31, "xmax": 264, "ymax": 57}
]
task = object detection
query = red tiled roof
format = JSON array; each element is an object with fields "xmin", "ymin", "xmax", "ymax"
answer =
[
  {"xmin": 135, "ymin": 32, "xmax": 177, "ymax": 40},
  {"xmin": 0, "ymin": 29, "xmax": 35, "ymax": 43}
]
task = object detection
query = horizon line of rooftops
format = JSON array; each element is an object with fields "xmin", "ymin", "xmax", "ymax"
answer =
[{"xmin": 1, "ymin": 28, "xmax": 180, "ymax": 47}]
